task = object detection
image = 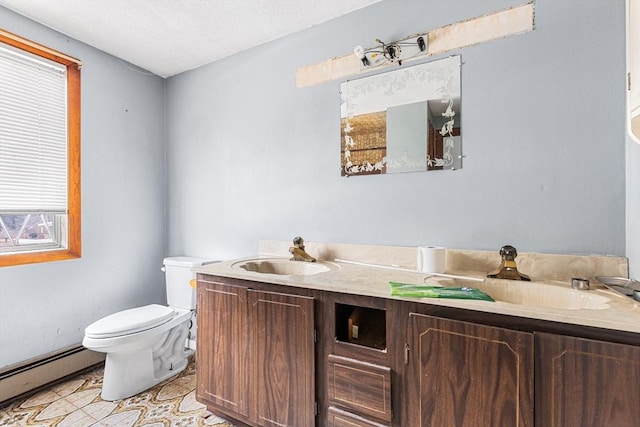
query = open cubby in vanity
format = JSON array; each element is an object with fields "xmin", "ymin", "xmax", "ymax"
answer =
[{"xmin": 335, "ymin": 303, "xmax": 386, "ymax": 350}]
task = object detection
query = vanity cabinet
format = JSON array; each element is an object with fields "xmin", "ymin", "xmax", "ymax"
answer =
[
  {"xmin": 535, "ymin": 332, "xmax": 640, "ymax": 427},
  {"xmin": 196, "ymin": 273, "xmax": 639, "ymax": 427},
  {"xmin": 406, "ymin": 313, "xmax": 534, "ymax": 427},
  {"xmin": 196, "ymin": 277, "xmax": 315, "ymax": 427}
]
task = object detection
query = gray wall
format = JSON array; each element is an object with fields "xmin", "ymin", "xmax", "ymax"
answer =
[
  {"xmin": 0, "ymin": 8, "xmax": 167, "ymax": 368},
  {"xmin": 166, "ymin": 0, "xmax": 628, "ymax": 262}
]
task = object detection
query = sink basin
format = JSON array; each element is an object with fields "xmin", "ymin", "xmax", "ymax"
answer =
[
  {"xmin": 232, "ymin": 258, "xmax": 335, "ymax": 276},
  {"xmin": 425, "ymin": 277, "xmax": 610, "ymax": 310},
  {"xmin": 474, "ymin": 281, "xmax": 610, "ymax": 310}
]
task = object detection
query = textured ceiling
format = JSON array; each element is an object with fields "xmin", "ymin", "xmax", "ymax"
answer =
[{"xmin": 0, "ymin": 0, "xmax": 379, "ymax": 78}]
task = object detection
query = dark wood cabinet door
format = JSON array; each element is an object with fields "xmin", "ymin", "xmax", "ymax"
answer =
[
  {"xmin": 407, "ymin": 313, "xmax": 534, "ymax": 427},
  {"xmin": 196, "ymin": 279, "xmax": 249, "ymax": 417},
  {"xmin": 536, "ymin": 332, "xmax": 640, "ymax": 427},
  {"xmin": 249, "ymin": 289, "xmax": 315, "ymax": 427}
]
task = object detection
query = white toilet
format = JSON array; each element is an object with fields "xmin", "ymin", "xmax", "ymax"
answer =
[{"xmin": 83, "ymin": 256, "xmax": 214, "ymax": 401}]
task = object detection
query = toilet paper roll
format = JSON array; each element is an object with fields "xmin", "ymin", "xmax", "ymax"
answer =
[{"xmin": 416, "ymin": 246, "xmax": 446, "ymax": 273}]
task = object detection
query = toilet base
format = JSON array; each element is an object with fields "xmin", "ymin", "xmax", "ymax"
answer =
[
  {"xmin": 101, "ymin": 347, "xmax": 190, "ymax": 401},
  {"xmin": 83, "ymin": 307, "xmax": 193, "ymax": 401}
]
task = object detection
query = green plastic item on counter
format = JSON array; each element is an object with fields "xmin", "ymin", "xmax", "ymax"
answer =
[{"xmin": 389, "ymin": 282, "xmax": 495, "ymax": 302}]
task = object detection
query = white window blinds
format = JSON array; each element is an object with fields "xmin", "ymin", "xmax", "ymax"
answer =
[{"xmin": 0, "ymin": 44, "xmax": 68, "ymax": 214}]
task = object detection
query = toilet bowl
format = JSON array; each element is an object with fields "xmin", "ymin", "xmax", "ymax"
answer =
[{"xmin": 82, "ymin": 257, "xmax": 214, "ymax": 401}]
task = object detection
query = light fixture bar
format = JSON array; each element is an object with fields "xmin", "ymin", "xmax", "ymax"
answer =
[{"xmin": 354, "ymin": 35, "xmax": 427, "ymax": 68}]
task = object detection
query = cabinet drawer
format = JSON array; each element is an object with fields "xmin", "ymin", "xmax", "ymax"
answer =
[
  {"xmin": 328, "ymin": 355, "xmax": 392, "ymax": 422},
  {"xmin": 328, "ymin": 406, "xmax": 389, "ymax": 427}
]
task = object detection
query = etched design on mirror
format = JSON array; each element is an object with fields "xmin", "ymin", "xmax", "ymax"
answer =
[{"xmin": 340, "ymin": 55, "xmax": 461, "ymax": 176}]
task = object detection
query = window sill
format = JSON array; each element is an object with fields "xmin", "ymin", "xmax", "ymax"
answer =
[{"xmin": 0, "ymin": 249, "xmax": 81, "ymax": 268}]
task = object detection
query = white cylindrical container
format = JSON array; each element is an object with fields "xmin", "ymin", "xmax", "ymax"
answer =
[{"xmin": 416, "ymin": 246, "xmax": 446, "ymax": 274}]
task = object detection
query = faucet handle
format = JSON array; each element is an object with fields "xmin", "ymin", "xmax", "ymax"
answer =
[
  {"xmin": 499, "ymin": 245, "xmax": 518, "ymax": 261},
  {"xmin": 293, "ymin": 236, "xmax": 305, "ymax": 249}
]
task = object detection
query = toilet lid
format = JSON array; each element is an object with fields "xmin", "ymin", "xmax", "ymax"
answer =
[{"xmin": 85, "ymin": 304, "xmax": 176, "ymax": 338}]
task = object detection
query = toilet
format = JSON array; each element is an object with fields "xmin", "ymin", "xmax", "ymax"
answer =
[{"xmin": 83, "ymin": 256, "xmax": 214, "ymax": 401}]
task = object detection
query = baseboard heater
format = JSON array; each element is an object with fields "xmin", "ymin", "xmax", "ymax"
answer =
[{"xmin": 0, "ymin": 344, "xmax": 105, "ymax": 404}]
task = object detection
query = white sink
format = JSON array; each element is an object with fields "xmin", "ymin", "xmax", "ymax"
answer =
[
  {"xmin": 424, "ymin": 276, "xmax": 610, "ymax": 310},
  {"xmin": 232, "ymin": 258, "xmax": 336, "ymax": 276},
  {"xmin": 474, "ymin": 281, "xmax": 610, "ymax": 310}
]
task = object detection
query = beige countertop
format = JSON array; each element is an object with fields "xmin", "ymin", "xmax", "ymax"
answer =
[{"xmin": 194, "ymin": 255, "xmax": 640, "ymax": 335}]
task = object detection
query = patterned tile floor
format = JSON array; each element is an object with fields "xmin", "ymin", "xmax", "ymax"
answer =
[{"xmin": 0, "ymin": 359, "xmax": 234, "ymax": 427}]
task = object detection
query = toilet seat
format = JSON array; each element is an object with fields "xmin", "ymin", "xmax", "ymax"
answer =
[{"xmin": 85, "ymin": 304, "xmax": 176, "ymax": 339}]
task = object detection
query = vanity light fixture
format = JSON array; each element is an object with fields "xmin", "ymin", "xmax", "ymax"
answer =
[{"xmin": 353, "ymin": 36, "xmax": 427, "ymax": 68}]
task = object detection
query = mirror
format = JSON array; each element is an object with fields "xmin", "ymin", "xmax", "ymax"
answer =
[
  {"xmin": 628, "ymin": 0, "xmax": 640, "ymax": 143},
  {"xmin": 340, "ymin": 55, "xmax": 461, "ymax": 176}
]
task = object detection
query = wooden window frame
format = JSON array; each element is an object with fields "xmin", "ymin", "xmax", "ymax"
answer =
[{"xmin": 0, "ymin": 29, "xmax": 81, "ymax": 267}]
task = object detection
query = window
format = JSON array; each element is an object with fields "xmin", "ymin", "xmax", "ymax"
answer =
[{"xmin": 0, "ymin": 29, "xmax": 81, "ymax": 267}]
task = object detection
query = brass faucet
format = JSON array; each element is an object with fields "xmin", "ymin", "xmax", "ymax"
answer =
[
  {"xmin": 289, "ymin": 236, "xmax": 316, "ymax": 262},
  {"xmin": 487, "ymin": 245, "xmax": 531, "ymax": 281}
]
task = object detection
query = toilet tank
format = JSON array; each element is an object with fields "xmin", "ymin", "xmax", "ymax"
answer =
[{"xmin": 163, "ymin": 256, "xmax": 216, "ymax": 309}]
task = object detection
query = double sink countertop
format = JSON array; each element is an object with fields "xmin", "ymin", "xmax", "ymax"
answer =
[{"xmin": 194, "ymin": 241, "xmax": 640, "ymax": 335}]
